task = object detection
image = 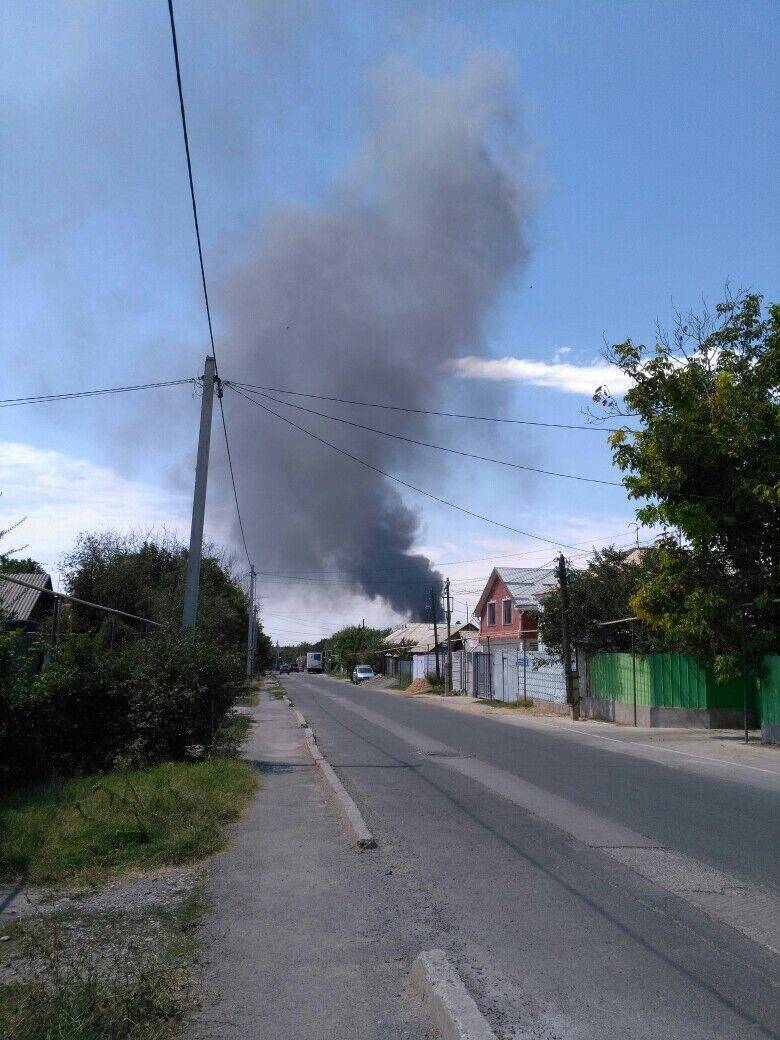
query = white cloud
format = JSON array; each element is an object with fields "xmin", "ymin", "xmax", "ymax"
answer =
[
  {"xmin": 445, "ymin": 356, "xmax": 632, "ymax": 396},
  {"xmin": 0, "ymin": 441, "xmax": 230, "ymax": 579}
]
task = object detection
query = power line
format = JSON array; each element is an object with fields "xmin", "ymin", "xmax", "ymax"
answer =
[
  {"xmin": 229, "ymin": 385, "xmax": 578, "ymax": 549},
  {"xmin": 0, "ymin": 378, "xmax": 195, "ymax": 408},
  {"xmin": 217, "ymin": 392, "xmax": 251, "ymax": 565},
  {"xmin": 166, "ymin": 0, "xmax": 218, "ymax": 369},
  {"xmin": 166, "ymin": 0, "xmax": 252, "ymax": 568},
  {"xmin": 442, "ymin": 541, "xmax": 618, "ymax": 569},
  {"xmin": 447, "ymin": 538, "xmax": 658, "ymax": 593},
  {"xmin": 228, "ymin": 380, "xmax": 628, "ymax": 432},
  {"xmin": 255, "ymin": 571, "xmax": 439, "ymax": 585},
  {"xmin": 232, "ymin": 386, "xmax": 623, "ymax": 487},
  {"xmin": 239, "ymin": 532, "xmax": 655, "ymax": 588}
]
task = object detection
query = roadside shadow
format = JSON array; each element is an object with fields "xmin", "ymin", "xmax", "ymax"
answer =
[{"xmin": 247, "ymin": 760, "xmax": 310, "ymax": 775}]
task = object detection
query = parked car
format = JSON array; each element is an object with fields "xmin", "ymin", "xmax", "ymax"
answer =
[
  {"xmin": 351, "ymin": 664, "xmax": 375, "ymax": 684},
  {"xmin": 279, "ymin": 662, "xmax": 290, "ymax": 674},
  {"xmin": 289, "ymin": 661, "xmax": 299, "ymax": 672}
]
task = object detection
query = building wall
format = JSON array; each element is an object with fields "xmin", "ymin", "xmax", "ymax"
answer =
[{"xmin": 477, "ymin": 575, "xmax": 538, "ymax": 646}]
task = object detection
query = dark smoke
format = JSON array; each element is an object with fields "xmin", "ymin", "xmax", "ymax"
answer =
[{"xmin": 220, "ymin": 58, "xmax": 532, "ymax": 619}]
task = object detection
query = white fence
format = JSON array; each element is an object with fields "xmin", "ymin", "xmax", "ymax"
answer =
[{"xmin": 412, "ymin": 647, "xmax": 566, "ymax": 704}]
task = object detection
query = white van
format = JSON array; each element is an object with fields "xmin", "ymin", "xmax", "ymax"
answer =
[{"xmin": 305, "ymin": 651, "xmax": 323, "ymax": 673}]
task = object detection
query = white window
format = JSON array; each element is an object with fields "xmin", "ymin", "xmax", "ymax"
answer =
[
  {"xmin": 487, "ymin": 601, "xmax": 496, "ymax": 626},
  {"xmin": 502, "ymin": 599, "xmax": 512, "ymax": 625}
]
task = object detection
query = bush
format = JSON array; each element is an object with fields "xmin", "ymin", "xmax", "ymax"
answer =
[
  {"xmin": 0, "ymin": 630, "xmax": 245, "ymax": 791},
  {"xmin": 123, "ymin": 634, "xmax": 244, "ymax": 763}
]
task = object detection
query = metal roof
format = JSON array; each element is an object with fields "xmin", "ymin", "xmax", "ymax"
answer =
[
  {"xmin": 383, "ymin": 619, "xmax": 479, "ymax": 655},
  {"xmin": 474, "ymin": 566, "xmax": 557, "ymax": 616},
  {"xmin": 0, "ymin": 571, "xmax": 53, "ymax": 622},
  {"xmin": 384, "ymin": 623, "xmax": 437, "ymax": 654}
]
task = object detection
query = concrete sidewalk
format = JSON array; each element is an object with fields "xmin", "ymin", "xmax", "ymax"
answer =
[{"xmin": 189, "ymin": 691, "xmax": 428, "ymax": 1040}]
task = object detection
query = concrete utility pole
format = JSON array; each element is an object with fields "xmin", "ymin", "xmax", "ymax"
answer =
[
  {"xmin": 245, "ymin": 564, "xmax": 256, "ymax": 681},
  {"xmin": 557, "ymin": 553, "xmax": 579, "ymax": 720},
  {"xmin": 431, "ymin": 587, "xmax": 441, "ymax": 680},
  {"xmin": 182, "ymin": 356, "xmax": 217, "ymax": 630},
  {"xmin": 445, "ymin": 578, "xmax": 453, "ymax": 695}
]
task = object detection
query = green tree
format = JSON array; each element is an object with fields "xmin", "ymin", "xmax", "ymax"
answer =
[
  {"xmin": 61, "ymin": 530, "xmax": 256, "ymax": 651},
  {"xmin": 539, "ymin": 546, "xmax": 667, "ymax": 655},
  {"xmin": 253, "ymin": 626, "xmax": 274, "ymax": 673},
  {"xmin": 328, "ymin": 624, "xmax": 387, "ymax": 674},
  {"xmin": 596, "ymin": 292, "xmax": 779, "ymax": 674}
]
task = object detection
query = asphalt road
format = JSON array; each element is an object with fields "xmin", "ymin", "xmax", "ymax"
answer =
[{"xmin": 283, "ymin": 671, "xmax": 780, "ymax": 1040}]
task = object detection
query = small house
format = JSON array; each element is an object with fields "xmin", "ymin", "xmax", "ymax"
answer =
[{"xmin": 473, "ymin": 567, "xmax": 556, "ymax": 653}]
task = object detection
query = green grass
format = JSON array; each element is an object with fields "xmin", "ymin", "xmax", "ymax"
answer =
[
  {"xmin": 0, "ymin": 960, "xmax": 189, "ymax": 1040},
  {"xmin": 0, "ymin": 758, "xmax": 258, "ymax": 887},
  {"xmin": 214, "ymin": 710, "xmax": 253, "ymax": 750}
]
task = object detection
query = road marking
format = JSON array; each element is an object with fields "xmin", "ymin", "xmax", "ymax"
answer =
[{"xmin": 304, "ymin": 680, "xmax": 780, "ymax": 954}]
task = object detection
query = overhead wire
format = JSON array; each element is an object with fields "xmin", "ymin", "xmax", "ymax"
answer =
[
  {"xmin": 447, "ymin": 538, "xmax": 658, "ymax": 594},
  {"xmin": 228, "ymin": 380, "xmax": 631, "ymax": 432},
  {"xmin": 166, "ymin": 0, "xmax": 217, "ymax": 369},
  {"xmin": 0, "ymin": 378, "xmax": 196, "ymax": 408},
  {"xmin": 230, "ymin": 385, "xmax": 623, "ymax": 487},
  {"xmin": 229, "ymin": 385, "xmax": 579, "ymax": 549},
  {"xmin": 166, "ymin": 0, "xmax": 251, "ymax": 567},
  {"xmin": 249, "ymin": 532, "xmax": 654, "ymax": 587},
  {"xmin": 217, "ymin": 390, "xmax": 251, "ymax": 565}
]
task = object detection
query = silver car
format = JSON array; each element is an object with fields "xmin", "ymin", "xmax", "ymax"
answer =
[{"xmin": 351, "ymin": 664, "xmax": 374, "ymax": 684}]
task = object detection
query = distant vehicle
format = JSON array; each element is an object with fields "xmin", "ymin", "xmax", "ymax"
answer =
[
  {"xmin": 352, "ymin": 664, "xmax": 374, "ymax": 684},
  {"xmin": 305, "ymin": 651, "xmax": 323, "ymax": 673},
  {"xmin": 289, "ymin": 661, "xmax": 299, "ymax": 672},
  {"xmin": 279, "ymin": 662, "xmax": 290, "ymax": 674}
]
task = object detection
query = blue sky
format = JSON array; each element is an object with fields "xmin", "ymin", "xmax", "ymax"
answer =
[{"xmin": 1, "ymin": 1, "xmax": 777, "ymax": 641}]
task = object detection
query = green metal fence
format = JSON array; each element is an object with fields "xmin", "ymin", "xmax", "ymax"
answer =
[
  {"xmin": 757, "ymin": 656, "xmax": 780, "ymax": 728},
  {"xmin": 587, "ymin": 652, "xmax": 758, "ymax": 715}
]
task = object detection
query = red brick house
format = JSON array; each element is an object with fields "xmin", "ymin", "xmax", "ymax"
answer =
[{"xmin": 473, "ymin": 567, "xmax": 556, "ymax": 652}]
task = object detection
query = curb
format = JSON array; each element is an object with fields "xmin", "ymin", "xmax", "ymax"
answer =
[
  {"xmin": 410, "ymin": 950, "xmax": 497, "ymax": 1040},
  {"xmin": 281, "ymin": 698, "xmax": 376, "ymax": 851},
  {"xmin": 303, "ymin": 731, "xmax": 376, "ymax": 850}
]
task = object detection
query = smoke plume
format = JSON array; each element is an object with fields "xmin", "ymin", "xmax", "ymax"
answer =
[{"xmin": 221, "ymin": 58, "xmax": 532, "ymax": 619}]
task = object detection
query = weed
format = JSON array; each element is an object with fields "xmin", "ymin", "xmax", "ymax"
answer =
[
  {"xmin": 0, "ymin": 759, "xmax": 258, "ymax": 887},
  {"xmin": 477, "ymin": 697, "xmax": 535, "ymax": 710},
  {"xmin": 212, "ymin": 711, "xmax": 253, "ymax": 754},
  {"xmin": 0, "ymin": 890, "xmax": 204, "ymax": 1040}
]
